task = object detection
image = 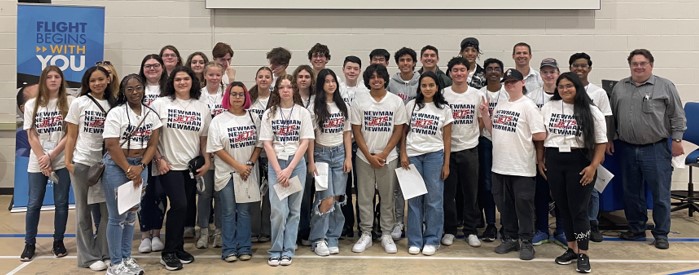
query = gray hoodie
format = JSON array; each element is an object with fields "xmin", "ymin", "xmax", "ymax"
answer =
[{"xmin": 387, "ymin": 72, "xmax": 420, "ymax": 104}]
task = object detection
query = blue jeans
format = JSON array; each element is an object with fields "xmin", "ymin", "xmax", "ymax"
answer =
[
  {"xmin": 102, "ymin": 154, "xmax": 148, "ymax": 265},
  {"xmin": 309, "ymin": 145, "xmax": 348, "ymax": 248},
  {"xmin": 219, "ymin": 178, "xmax": 253, "ymax": 258},
  {"xmin": 25, "ymin": 168, "xmax": 71, "ymax": 244},
  {"xmin": 407, "ymin": 150, "xmax": 445, "ymax": 248},
  {"xmin": 588, "ymin": 189, "xmax": 600, "ymax": 223},
  {"xmin": 268, "ymin": 156, "xmax": 306, "ymax": 258},
  {"xmin": 618, "ymin": 140, "xmax": 672, "ymax": 238}
]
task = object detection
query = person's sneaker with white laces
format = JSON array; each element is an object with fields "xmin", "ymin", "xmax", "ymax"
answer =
[
  {"xmin": 441, "ymin": 234, "xmax": 455, "ymax": 246},
  {"xmin": 123, "ymin": 257, "xmax": 144, "ymax": 275},
  {"xmin": 391, "ymin": 223, "xmax": 404, "ymax": 241},
  {"xmin": 106, "ymin": 262, "xmax": 131, "ymax": 275},
  {"xmin": 196, "ymin": 228, "xmax": 209, "ymax": 249},
  {"xmin": 352, "ymin": 232, "xmax": 373, "ymax": 253},
  {"xmin": 267, "ymin": 257, "xmax": 280, "ymax": 267},
  {"xmin": 160, "ymin": 252, "xmax": 183, "ymax": 271},
  {"xmin": 138, "ymin": 238, "xmax": 152, "ymax": 253},
  {"xmin": 467, "ymin": 234, "xmax": 482, "ymax": 247},
  {"xmin": 381, "ymin": 235, "xmax": 397, "ymax": 254},
  {"xmin": 88, "ymin": 260, "xmax": 107, "ymax": 271},
  {"xmin": 422, "ymin": 244, "xmax": 438, "ymax": 256},
  {"xmin": 408, "ymin": 246, "xmax": 420, "ymax": 255},
  {"xmin": 280, "ymin": 256, "xmax": 293, "ymax": 266},
  {"xmin": 328, "ymin": 246, "xmax": 340, "ymax": 255},
  {"xmin": 312, "ymin": 240, "xmax": 330, "ymax": 256},
  {"xmin": 151, "ymin": 236, "xmax": 164, "ymax": 252}
]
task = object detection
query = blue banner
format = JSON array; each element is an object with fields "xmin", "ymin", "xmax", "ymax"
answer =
[
  {"xmin": 17, "ymin": 4, "xmax": 104, "ymax": 87},
  {"xmin": 13, "ymin": 4, "xmax": 104, "ymax": 211}
]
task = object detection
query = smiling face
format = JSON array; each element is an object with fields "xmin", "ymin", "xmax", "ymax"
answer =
[
  {"xmin": 570, "ymin": 58, "xmax": 591, "ymax": 83},
  {"xmin": 461, "ymin": 46, "xmax": 479, "ymax": 64},
  {"xmin": 485, "ymin": 63, "xmax": 503, "ymax": 84},
  {"xmin": 173, "ymin": 71, "xmax": 192, "ymax": 98},
  {"xmin": 450, "ymin": 64, "xmax": 469, "ymax": 85},
  {"xmin": 397, "ymin": 54, "xmax": 415, "ymax": 74},
  {"xmin": 343, "ymin": 61, "xmax": 360, "ymax": 83},
  {"xmin": 512, "ymin": 45, "xmax": 532, "ymax": 67},
  {"xmin": 124, "ymin": 78, "xmax": 144, "ymax": 106},
  {"xmin": 161, "ymin": 49, "xmax": 179, "ymax": 71},
  {"xmin": 278, "ymin": 79, "xmax": 294, "ymax": 102},
  {"xmin": 143, "ymin": 58, "xmax": 163, "ymax": 83},
  {"xmin": 419, "ymin": 76, "xmax": 438, "ymax": 101},
  {"xmin": 369, "ymin": 72, "xmax": 386, "ymax": 91},
  {"xmin": 296, "ymin": 70, "xmax": 312, "ymax": 91},
  {"xmin": 256, "ymin": 69, "xmax": 272, "ymax": 91},
  {"xmin": 629, "ymin": 54, "xmax": 653, "ymax": 83},
  {"xmin": 557, "ymin": 78, "xmax": 577, "ymax": 104},
  {"xmin": 540, "ymin": 67, "xmax": 559, "ymax": 86},
  {"xmin": 204, "ymin": 66, "xmax": 223, "ymax": 89},
  {"xmin": 228, "ymin": 85, "xmax": 246, "ymax": 109},
  {"xmin": 310, "ymin": 53, "xmax": 328, "ymax": 72},
  {"xmin": 89, "ymin": 70, "xmax": 109, "ymax": 97},
  {"xmin": 190, "ymin": 55, "xmax": 206, "ymax": 74},
  {"xmin": 420, "ymin": 49, "xmax": 439, "ymax": 71},
  {"xmin": 323, "ymin": 74, "xmax": 337, "ymax": 97}
]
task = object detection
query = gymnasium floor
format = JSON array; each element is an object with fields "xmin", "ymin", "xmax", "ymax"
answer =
[{"xmin": 1, "ymin": 195, "xmax": 698, "ymax": 275}]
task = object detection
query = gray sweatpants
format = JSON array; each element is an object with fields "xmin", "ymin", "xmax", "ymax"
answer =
[
  {"xmin": 72, "ymin": 163, "xmax": 109, "ymax": 267},
  {"xmin": 357, "ymin": 158, "xmax": 397, "ymax": 236}
]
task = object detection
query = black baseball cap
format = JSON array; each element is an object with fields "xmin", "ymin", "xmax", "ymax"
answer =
[{"xmin": 501, "ymin": 68, "xmax": 524, "ymax": 82}]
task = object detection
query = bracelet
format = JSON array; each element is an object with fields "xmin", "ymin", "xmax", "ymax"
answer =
[
  {"xmin": 246, "ymin": 160, "xmax": 254, "ymax": 167},
  {"xmin": 126, "ymin": 166, "xmax": 132, "ymax": 173}
]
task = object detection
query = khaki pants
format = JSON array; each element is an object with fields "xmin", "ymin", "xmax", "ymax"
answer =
[{"xmin": 356, "ymin": 158, "xmax": 397, "ymax": 236}]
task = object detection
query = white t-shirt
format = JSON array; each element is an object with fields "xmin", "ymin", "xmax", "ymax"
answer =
[
  {"xmin": 300, "ymin": 94, "xmax": 315, "ymax": 112},
  {"xmin": 542, "ymin": 101, "xmax": 608, "ymax": 148},
  {"xmin": 103, "ymin": 104, "xmax": 163, "ymax": 150},
  {"xmin": 144, "ymin": 85, "xmax": 161, "ymax": 107},
  {"xmin": 151, "ymin": 97, "xmax": 211, "ymax": 171},
  {"xmin": 350, "ymin": 92, "xmax": 408, "ymax": 163},
  {"xmin": 490, "ymin": 96, "xmax": 545, "ymax": 177},
  {"xmin": 443, "ymin": 86, "xmax": 484, "ymax": 151},
  {"xmin": 24, "ymin": 96, "xmax": 74, "ymax": 172},
  {"xmin": 259, "ymin": 105, "xmax": 315, "ymax": 158},
  {"xmin": 249, "ymin": 96, "xmax": 269, "ymax": 120},
  {"xmin": 207, "ymin": 111, "xmax": 262, "ymax": 192},
  {"xmin": 405, "ymin": 100, "xmax": 454, "ymax": 157},
  {"xmin": 199, "ymin": 86, "xmax": 225, "ymax": 118},
  {"xmin": 479, "ymin": 85, "xmax": 509, "ymax": 140},
  {"xmin": 313, "ymin": 102, "xmax": 351, "ymax": 147},
  {"xmin": 65, "ymin": 95, "xmax": 110, "ymax": 166},
  {"xmin": 340, "ymin": 80, "xmax": 369, "ymax": 107},
  {"xmin": 585, "ymin": 83, "xmax": 613, "ymax": 116},
  {"xmin": 526, "ymin": 88, "xmax": 555, "ymax": 109}
]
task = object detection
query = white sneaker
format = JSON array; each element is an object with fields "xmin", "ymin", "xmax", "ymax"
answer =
[
  {"xmin": 105, "ymin": 262, "xmax": 130, "ymax": 275},
  {"xmin": 123, "ymin": 257, "xmax": 144, "ymax": 275},
  {"xmin": 151, "ymin": 236, "xmax": 164, "ymax": 252},
  {"xmin": 212, "ymin": 229, "xmax": 222, "ymax": 248},
  {"xmin": 352, "ymin": 232, "xmax": 373, "ymax": 253},
  {"xmin": 408, "ymin": 246, "xmax": 420, "ymax": 255},
  {"xmin": 224, "ymin": 254, "xmax": 237, "ymax": 262},
  {"xmin": 467, "ymin": 234, "xmax": 482, "ymax": 247},
  {"xmin": 88, "ymin": 260, "xmax": 107, "ymax": 271},
  {"xmin": 422, "ymin": 244, "xmax": 438, "ymax": 256},
  {"xmin": 138, "ymin": 238, "xmax": 152, "ymax": 253},
  {"xmin": 184, "ymin": 227, "xmax": 195, "ymax": 238},
  {"xmin": 441, "ymin": 234, "xmax": 455, "ymax": 246},
  {"xmin": 381, "ymin": 235, "xmax": 397, "ymax": 254},
  {"xmin": 196, "ymin": 229, "xmax": 209, "ymax": 249},
  {"xmin": 328, "ymin": 246, "xmax": 340, "ymax": 255},
  {"xmin": 312, "ymin": 240, "xmax": 330, "ymax": 256},
  {"xmin": 391, "ymin": 223, "xmax": 404, "ymax": 241}
]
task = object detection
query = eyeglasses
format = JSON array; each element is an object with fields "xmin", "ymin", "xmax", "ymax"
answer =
[
  {"xmin": 162, "ymin": 53, "xmax": 177, "ymax": 58},
  {"xmin": 485, "ymin": 67, "xmax": 502, "ymax": 73},
  {"xmin": 144, "ymin": 63, "xmax": 162, "ymax": 70},
  {"xmin": 557, "ymin": 84, "xmax": 575, "ymax": 90},
  {"xmin": 96, "ymin": 60, "xmax": 111, "ymax": 65},
  {"xmin": 630, "ymin": 61, "xmax": 650, "ymax": 68},
  {"xmin": 125, "ymin": 86, "xmax": 144, "ymax": 93},
  {"xmin": 230, "ymin": 92, "xmax": 245, "ymax": 98}
]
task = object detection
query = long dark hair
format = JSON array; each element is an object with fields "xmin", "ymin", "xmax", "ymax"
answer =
[
  {"xmin": 249, "ymin": 66, "xmax": 273, "ymax": 103},
  {"xmin": 415, "ymin": 71, "xmax": 448, "ymax": 110},
  {"xmin": 163, "ymin": 66, "xmax": 202, "ymax": 100},
  {"xmin": 551, "ymin": 72, "xmax": 596, "ymax": 153},
  {"xmin": 80, "ymin": 66, "xmax": 116, "ymax": 108},
  {"xmin": 138, "ymin": 54, "xmax": 168, "ymax": 95},
  {"xmin": 313, "ymin": 69, "xmax": 348, "ymax": 130},
  {"xmin": 267, "ymin": 74, "xmax": 302, "ymax": 120}
]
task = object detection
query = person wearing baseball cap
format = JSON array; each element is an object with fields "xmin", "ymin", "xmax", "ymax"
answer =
[
  {"xmin": 481, "ymin": 67, "xmax": 546, "ymax": 261},
  {"xmin": 459, "ymin": 37, "xmax": 486, "ymax": 89}
]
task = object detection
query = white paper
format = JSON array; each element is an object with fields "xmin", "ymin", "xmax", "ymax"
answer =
[
  {"xmin": 117, "ymin": 180, "xmax": 142, "ymax": 215},
  {"xmin": 314, "ymin": 162, "xmax": 329, "ymax": 191},
  {"xmin": 273, "ymin": 176, "xmax": 303, "ymax": 200},
  {"xmin": 233, "ymin": 173, "xmax": 261, "ymax": 203},
  {"xmin": 594, "ymin": 166, "xmax": 614, "ymax": 193},
  {"xmin": 395, "ymin": 164, "xmax": 428, "ymax": 200},
  {"xmin": 672, "ymin": 154, "xmax": 686, "ymax": 169}
]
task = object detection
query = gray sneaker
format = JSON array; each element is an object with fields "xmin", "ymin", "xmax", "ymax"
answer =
[
  {"xmin": 494, "ymin": 239, "xmax": 520, "ymax": 254},
  {"xmin": 122, "ymin": 258, "xmax": 144, "ymax": 275},
  {"xmin": 519, "ymin": 241, "xmax": 535, "ymax": 260},
  {"xmin": 106, "ymin": 262, "xmax": 133, "ymax": 275}
]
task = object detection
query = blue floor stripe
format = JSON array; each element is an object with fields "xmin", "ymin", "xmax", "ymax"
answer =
[
  {"xmin": 667, "ymin": 268, "xmax": 699, "ymax": 275},
  {"xmin": 0, "ymin": 233, "xmax": 77, "ymax": 238}
]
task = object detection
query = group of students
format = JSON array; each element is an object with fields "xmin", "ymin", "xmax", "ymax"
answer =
[{"xmin": 19, "ymin": 38, "xmax": 616, "ymax": 274}]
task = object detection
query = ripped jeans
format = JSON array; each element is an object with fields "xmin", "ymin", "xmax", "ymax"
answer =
[
  {"xmin": 102, "ymin": 154, "xmax": 148, "ymax": 265},
  {"xmin": 309, "ymin": 144, "xmax": 348, "ymax": 248}
]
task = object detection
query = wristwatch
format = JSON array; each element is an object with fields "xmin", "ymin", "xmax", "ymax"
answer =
[
  {"xmin": 140, "ymin": 162, "xmax": 147, "ymax": 169},
  {"xmin": 246, "ymin": 161, "xmax": 255, "ymax": 167},
  {"xmin": 673, "ymin": 139, "xmax": 682, "ymax": 143}
]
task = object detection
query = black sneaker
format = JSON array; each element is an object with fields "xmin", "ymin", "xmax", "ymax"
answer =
[
  {"xmin": 20, "ymin": 243, "xmax": 35, "ymax": 262},
  {"xmin": 160, "ymin": 252, "xmax": 183, "ymax": 271},
  {"xmin": 619, "ymin": 231, "xmax": 645, "ymax": 241},
  {"xmin": 590, "ymin": 222, "xmax": 603, "ymax": 242},
  {"xmin": 494, "ymin": 239, "xmax": 520, "ymax": 254},
  {"xmin": 481, "ymin": 224, "xmax": 497, "ymax": 242},
  {"xmin": 519, "ymin": 241, "xmax": 535, "ymax": 260},
  {"xmin": 555, "ymin": 248, "xmax": 577, "ymax": 265},
  {"xmin": 52, "ymin": 240, "xmax": 67, "ymax": 258},
  {"xmin": 176, "ymin": 250, "xmax": 195, "ymax": 264},
  {"xmin": 654, "ymin": 238, "xmax": 670, "ymax": 249},
  {"xmin": 576, "ymin": 253, "xmax": 591, "ymax": 273}
]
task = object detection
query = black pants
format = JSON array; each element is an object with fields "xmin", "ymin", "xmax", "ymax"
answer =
[
  {"xmin": 443, "ymin": 147, "xmax": 479, "ymax": 235},
  {"xmin": 139, "ymin": 167, "xmax": 166, "ymax": 232},
  {"xmin": 341, "ymin": 143, "xmax": 359, "ymax": 234},
  {"xmin": 299, "ymin": 170, "xmax": 315, "ymax": 241},
  {"xmin": 160, "ymin": 170, "xmax": 196, "ymax": 254},
  {"xmin": 545, "ymin": 148, "xmax": 594, "ymax": 250},
  {"xmin": 492, "ymin": 173, "xmax": 535, "ymax": 241}
]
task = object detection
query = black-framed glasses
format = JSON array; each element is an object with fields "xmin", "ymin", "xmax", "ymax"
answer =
[
  {"xmin": 96, "ymin": 60, "xmax": 112, "ymax": 66},
  {"xmin": 230, "ymin": 92, "xmax": 245, "ymax": 98}
]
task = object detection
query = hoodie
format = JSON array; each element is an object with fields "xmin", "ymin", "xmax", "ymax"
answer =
[{"xmin": 387, "ymin": 72, "xmax": 420, "ymax": 104}]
